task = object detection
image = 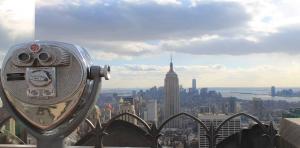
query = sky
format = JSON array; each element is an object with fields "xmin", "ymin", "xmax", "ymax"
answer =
[{"xmin": 1, "ymin": 0, "xmax": 300, "ymax": 88}]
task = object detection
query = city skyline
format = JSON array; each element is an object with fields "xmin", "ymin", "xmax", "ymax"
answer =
[{"xmin": 2, "ymin": 0, "xmax": 300, "ymax": 88}]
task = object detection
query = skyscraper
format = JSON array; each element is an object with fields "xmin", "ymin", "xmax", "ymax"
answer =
[
  {"xmin": 164, "ymin": 58, "xmax": 181, "ymax": 128},
  {"xmin": 271, "ymin": 86, "xmax": 276, "ymax": 97},
  {"xmin": 252, "ymin": 97, "xmax": 264, "ymax": 120},
  {"xmin": 192, "ymin": 78, "xmax": 197, "ymax": 90},
  {"xmin": 228, "ymin": 97, "xmax": 237, "ymax": 113}
]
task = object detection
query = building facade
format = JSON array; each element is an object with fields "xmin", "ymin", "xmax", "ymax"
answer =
[
  {"xmin": 118, "ymin": 97, "xmax": 137, "ymax": 125},
  {"xmin": 198, "ymin": 114, "xmax": 241, "ymax": 148},
  {"xmin": 102, "ymin": 104, "xmax": 112, "ymax": 123},
  {"xmin": 252, "ymin": 97, "xmax": 264, "ymax": 120},
  {"xmin": 164, "ymin": 59, "xmax": 181, "ymax": 128},
  {"xmin": 143, "ymin": 100, "xmax": 158, "ymax": 126}
]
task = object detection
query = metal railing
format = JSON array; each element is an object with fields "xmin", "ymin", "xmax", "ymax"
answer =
[
  {"xmin": 77, "ymin": 112, "xmax": 280, "ymax": 148},
  {"xmin": 0, "ymin": 112, "xmax": 280, "ymax": 148}
]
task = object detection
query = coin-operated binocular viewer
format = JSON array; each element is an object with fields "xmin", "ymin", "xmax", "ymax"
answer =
[{"xmin": 0, "ymin": 41, "xmax": 110, "ymax": 148}]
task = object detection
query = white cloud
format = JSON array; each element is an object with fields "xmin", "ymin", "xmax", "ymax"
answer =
[
  {"xmin": 161, "ymin": 25, "xmax": 300, "ymax": 55},
  {"xmin": 0, "ymin": 0, "xmax": 34, "ymax": 51},
  {"xmin": 84, "ymin": 41, "xmax": 160, "ymax": 60}
]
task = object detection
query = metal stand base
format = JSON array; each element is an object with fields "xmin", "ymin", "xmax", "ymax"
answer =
[{"xmin": 37, "ymin": 138, "xmax": 65, "ymax": 148}]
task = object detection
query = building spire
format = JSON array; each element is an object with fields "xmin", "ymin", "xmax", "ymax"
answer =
[{"xmin": 169, "ymin": 54, "xmax": 174, "ymax": 72}]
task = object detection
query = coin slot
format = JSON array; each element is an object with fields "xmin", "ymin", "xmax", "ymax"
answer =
[{"xmin": 7, "ymin": 73, "xmax": 25, "ymax": 81}]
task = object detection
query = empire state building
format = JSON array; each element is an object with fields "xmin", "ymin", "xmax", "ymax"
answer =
[{"xmin": 164, "ymin": 58, "xmax": 181, "ymax": 128}]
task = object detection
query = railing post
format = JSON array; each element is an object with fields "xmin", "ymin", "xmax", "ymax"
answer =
[
  {"xmin": 95, "ymin": 120, "xmax": 107, "ymax": 148},
  {"xmin": 149, "ymin": 124, "xmax": 161, "ymax": 148},
  {"xmin": 207, "ymin": 122, "xmax": 217, "ymax": 148},
  {"xmin": 265, "ymin": 121, "xmax": 280, "ymax": 148}
]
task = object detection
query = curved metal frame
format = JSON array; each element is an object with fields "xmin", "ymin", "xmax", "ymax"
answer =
[
  {"xmin": 212, "ymin": 112, "xmax": 268, "ymax": 148},
  {"xmin": 216, "ymin": 112, "xmax": 266, "ymax": 133},
  {"xmin": 84, "ymin": 118, "xmax": 96, "ymax": 129},
  {"xmin": 158, "ymin": 112, "xmax": 209, "ymax": 133},
  {"xmin": 156, "ymin": 112, "xmax": 210, "ymax": 148},
  {"xmin": 105, "ymin": 112, "xmax": 151, "ymax": 133},
  {"xmin": 85, "ymin": 112, "xmax": 153, "ymax": 148}
]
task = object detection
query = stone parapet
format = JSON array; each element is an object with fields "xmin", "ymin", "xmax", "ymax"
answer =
[{"xmin": 280, "ymin": 118, "xmax": 300, "ymax": 148}]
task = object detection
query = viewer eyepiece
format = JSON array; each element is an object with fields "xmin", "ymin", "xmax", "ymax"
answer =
[
  {"xmin": 18, "ymin": 52, "xmax": 31, "ymax": 62},
  {"xmin": 38, "ymin": 52, "xmax": 50, "ymax": 61}
]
